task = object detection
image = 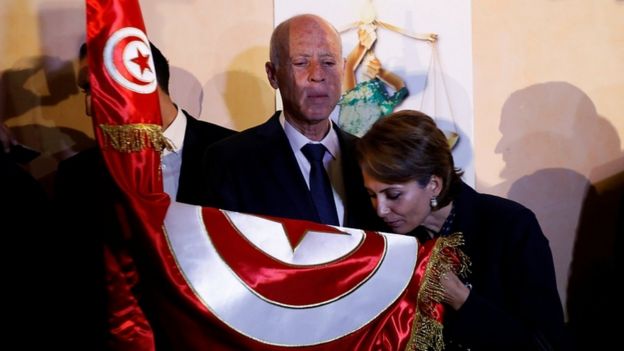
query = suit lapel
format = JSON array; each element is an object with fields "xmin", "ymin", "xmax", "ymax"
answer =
[
  {"xmin": 257, "ymin": 113, "xmax": 320, "ymax": 222},
  {"xmin": 447, "ymin": 182, "xmax": 477, "ymax": 257},
  {"xmin": 177, "ymin": 112, "xmax": 198, "ymax": 201},
  {"xmin": 179, "ymin": 111, "xmax": 194, "ymax": 172}
]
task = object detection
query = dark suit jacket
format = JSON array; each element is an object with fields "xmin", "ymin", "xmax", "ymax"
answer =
[
  {"xmin": 177, "ymin": 111, "xmax": 236, "ymax": 203},
  {"xmin": 53, "ymin": 111, "xmax": 234, "ymax": 350},
  {"xmin": 415, "ymin": 182, "xmax": 564, "ymax": 351},
  {"xmin": 200, "ymin": 111, "xmax": 384, "ymax": 231},
  {"xmin": 54, "ymin": 147, "xmax": 121, "ymax": 350},
  {"xmin": 1, "ymin": 153, "xmax": 60, "ymax": 348}
]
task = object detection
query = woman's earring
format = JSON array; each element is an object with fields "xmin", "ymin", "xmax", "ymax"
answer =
[{"xmin": 430, "ymin": 196, "xmax": 438, "ymax": 209}]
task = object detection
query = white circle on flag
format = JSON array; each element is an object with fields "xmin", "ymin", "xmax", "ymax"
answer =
[
  {"xmin": 103, "ymin": 27, "xmax": 157, "ymax": 94},
  {"xmin": 164, "ymin": 204, "xmax": 419, "ymax": 346}
]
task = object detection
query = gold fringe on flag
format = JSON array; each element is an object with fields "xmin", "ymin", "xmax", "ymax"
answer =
[
  {"xmin": 99, "ymin": 123, "xmax": 173, "ymax": 153},
  {"xmin": 406, "ymin": 232, "xmax": 471, "ymax": 351}
]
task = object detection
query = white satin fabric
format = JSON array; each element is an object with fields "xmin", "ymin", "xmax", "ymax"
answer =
[{"xmin": 164, "ymin": 202, "xmax": 418, "ymax": 346}]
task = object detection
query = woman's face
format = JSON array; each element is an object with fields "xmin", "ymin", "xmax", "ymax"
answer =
[{"xmin": 363, "ymin": 172, "xmax": 438, "ymax": 234}]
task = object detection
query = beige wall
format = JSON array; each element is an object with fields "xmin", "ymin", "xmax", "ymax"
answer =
[
  {"xmin": 2, "ymin": 0, "xmax": 622, "ymax": 317},
  {"xmin": 1, "ymin": 0, "xmax": 274, "ymax": 186},
  {"xmin": 472, "ymin": 0, "xmax": 623, "ymax": 317}
]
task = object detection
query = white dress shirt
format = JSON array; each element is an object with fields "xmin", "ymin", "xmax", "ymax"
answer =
[{"xmin": 162, "ymin": 108, "xmax": 187, "ymax": 198}]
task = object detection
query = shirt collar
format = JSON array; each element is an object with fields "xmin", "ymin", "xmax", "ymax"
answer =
[
  {"xmin": 162, "ymin": 107, "xmax": 187, "ymax": 156},
  {"xmin": 279, "ymin": 111, "xmax": 339, "ymax": 159}
]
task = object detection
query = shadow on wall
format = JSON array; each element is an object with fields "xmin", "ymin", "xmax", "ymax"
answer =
[
  {"xmin": 492, "ymin": 81, "xmax": 622, "ymax": 349},
  {"xmin": 209, "ymin": 46, "xmax": 273, "ymax": 131},
  {"xmin": 1, "ymin": 5, "xmax": 92, "ymax": 192},
  {"xmin": 0, "ymin": 56, "xmax": 75, "ymax": 120},
  {"xmin": 169, "ymin": 65, "xmax": 204, "ymax": 119},
  {"xmin": 0, "ymin": 55, "xmax": 93, "ymax": 191}
]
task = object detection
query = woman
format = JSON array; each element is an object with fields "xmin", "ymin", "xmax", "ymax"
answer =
[{"xmin": 357, "ymin": 110, "xmax": 564, "ymax": 351}]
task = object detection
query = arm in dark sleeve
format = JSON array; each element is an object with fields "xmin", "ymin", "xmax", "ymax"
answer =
[{"xmin": 448, "ymin": 209, "xmax": 564, "ymax": 350}]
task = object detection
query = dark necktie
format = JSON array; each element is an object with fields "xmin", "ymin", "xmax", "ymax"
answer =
[{"xmin": 301, "ymin": 143, "xmax": 339, "ymax": 225}]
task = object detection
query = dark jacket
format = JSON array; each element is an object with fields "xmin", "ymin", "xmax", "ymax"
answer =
[
  {"xmin": 416, "ymin": 182, "xmax": 564, "ymax": 351},
  {"xmin": 200, "ymin": 112, "xmax": 384, "ymax": 231},
  {"xmin": 177, "ymin": 111, "xmax": 236, "ymax": 203}
]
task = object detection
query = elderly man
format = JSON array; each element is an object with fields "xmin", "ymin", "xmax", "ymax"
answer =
[{"xmin": 201, "ymin": 14, "xmax": 383, "ymax": 231}]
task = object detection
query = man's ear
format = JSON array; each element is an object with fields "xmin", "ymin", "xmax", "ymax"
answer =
[{"xmin": 265, "ymin": 62, "xmax": 279, "ymax": 89}]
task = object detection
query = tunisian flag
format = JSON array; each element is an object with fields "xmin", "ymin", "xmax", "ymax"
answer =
[{"xmin": 86, "ymin": 0, "xmax": 466, "ymax": 350}]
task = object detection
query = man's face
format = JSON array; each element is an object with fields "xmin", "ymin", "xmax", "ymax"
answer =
[
  {"xmin": 77, "ymin": 56, "xmax": 92, "ymax": 117},
  {"xmin": 267, "ymin": 17, "xmax": 344, "ymax": 128}
]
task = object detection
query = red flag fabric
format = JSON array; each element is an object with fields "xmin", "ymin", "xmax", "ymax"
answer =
[
  {"xmin": 86, "ymin": 0, "xmax": 167, "ymax": 349},
  {"xmin": 87, "ymin": 0, "xmax": 169, "ymax": 208},
  {"xmin": 85, "ymin": 1, "xmax": 466, "ymax": 350}
]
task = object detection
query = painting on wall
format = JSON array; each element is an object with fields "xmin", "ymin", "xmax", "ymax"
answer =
[{"xmin": 274, "ymin": 0, "xmax": 475, "ymax": 186}]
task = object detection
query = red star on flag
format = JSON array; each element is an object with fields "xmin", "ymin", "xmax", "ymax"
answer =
[
  {"xmin": 131, "ymin": 48, "xmax": 152, "ymax": 75},
  {"xmin": 259, "ymin": 215, "xmax": 348, "ymax": 250}
]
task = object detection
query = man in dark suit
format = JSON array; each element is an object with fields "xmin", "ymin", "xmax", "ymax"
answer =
[
  {"xmin": 64, "ymin": 42, "xmax": 235, "ymax": 202},
  {"xmin": 54, "ymin": 42, "xmax": 234, "ymax": 350},
  {"xmin": 146, "ymin": 43, "xmax": 236, "ymax": 202},
  {"xmin": 0, "ymin": 124, "xmax": 61, "ymax": 348},
  {"xmin": 200, "ymin": 14, "xmax": 382, "ymax": 231}
]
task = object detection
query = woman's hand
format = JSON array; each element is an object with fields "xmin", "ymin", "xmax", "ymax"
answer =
[
  {"xmin": 357, "ymin": 25, "xmax": 377, "ymax": 50},
  {"xmin": 441, "ymin": 271, "xmax": 471, "ymax": 311},
  {"xmin": 363, "ymin": 54, "xmax": 381, "ymax": 79}
]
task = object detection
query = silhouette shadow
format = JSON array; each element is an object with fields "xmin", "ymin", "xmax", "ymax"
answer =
[
  {"xmin": 0, "ymin": 56, "xmax": 76, "ymax": 121},
  {"xmin": 8, "ymin": 124, "xmax": 95, "ymax": 192},
  {"xmin": 169, "ymin": 65, "xmax": 204, "ymax": 119},
  {"xmin": 0, "ymin": 53, "xmax": 91, "ymax": 191},
  {"xmin": 207, "ymin": 46, "xmax": 273, "ymax": 130},
  {"xmin": 1, "ymin": 5, "xmax": 94, "ymax": 194},
  {"xmin": 490, "ymin": 81, "xmax": 622, "ymax": 349}
]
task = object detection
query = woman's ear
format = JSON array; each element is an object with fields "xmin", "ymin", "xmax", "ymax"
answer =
[{"xmin": 428, "ymin": 175, "xmax": 443, "ymax": 196}]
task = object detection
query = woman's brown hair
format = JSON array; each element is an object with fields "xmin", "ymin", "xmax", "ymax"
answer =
[{"xmin": 357, "ymin": 110, "xmax": 463, "ymax": 209}]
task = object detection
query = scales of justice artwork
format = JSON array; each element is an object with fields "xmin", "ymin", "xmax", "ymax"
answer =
[{"xmin": 274, "ymin": 0, "xmax": 475, "ymax": 186}]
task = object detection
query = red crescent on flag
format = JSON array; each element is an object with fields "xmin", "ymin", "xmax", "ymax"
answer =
[
  {"xmin": 103, "ymin": 27, "xmax": 157, "ymax": 94},
  {"xmin": 204, "ymin": 209, "xmax": 385, "ymax": 306},
  {"xmin": 164, "ymin": 204, "xmax": 419, "ymax": 346}
]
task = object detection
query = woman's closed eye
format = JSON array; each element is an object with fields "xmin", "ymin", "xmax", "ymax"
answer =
[{"xmin": 385, "ymin": 191, "xmax": 401, "ymax": 200}]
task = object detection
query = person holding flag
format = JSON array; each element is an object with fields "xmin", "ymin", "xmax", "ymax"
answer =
[
  {"xmin": 54, "ymin": 38, "xmax": 235, "ymax": 349},
  {"xmin": 85, "ymin": 0, "xmax": 467, "ymax": 350}
]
